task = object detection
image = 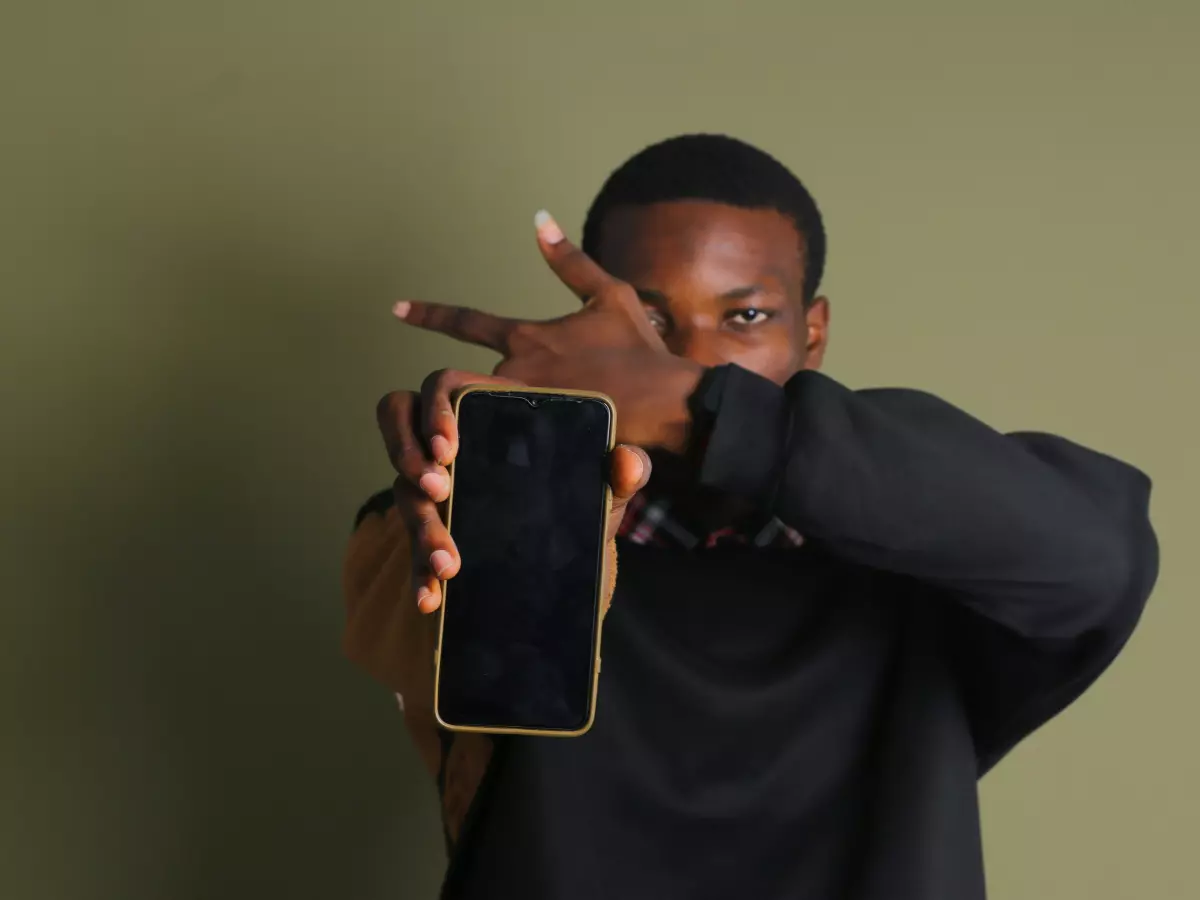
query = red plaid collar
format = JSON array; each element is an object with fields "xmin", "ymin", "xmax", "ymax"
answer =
[{"xmin": 617, "ymin": 492, "xmax": 804, "ymax": 551}]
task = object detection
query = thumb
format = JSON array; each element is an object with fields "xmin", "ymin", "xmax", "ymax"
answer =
[
  {"xmin": 607, "ymin": 445, "xmax": 651, "ymax": 536},
  {"xmin": 601, "ymin": 444, "xmax": 651, "ymax": 617},
  {"xmin": 610, "ymin": 445, "xmax": 651, "ymax": 500}
]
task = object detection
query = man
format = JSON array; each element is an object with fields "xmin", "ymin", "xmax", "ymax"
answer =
[{"xmin": 343, "ymin": 134, "xmax": 1158, "ymax": 899}]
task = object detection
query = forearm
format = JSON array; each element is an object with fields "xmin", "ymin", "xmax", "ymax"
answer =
[
  {"xmin": 342, "ymin": 499, "xmax": 441, "ymax": 777},
  {"xmin": 697, "ymin": 365, "xmax": 1156, "ymax": 637},
  {"xmin": 342, "ymin": 498, "xmax": 497, "ymax": 838},
  {"xmin": 619, "ymin": 356, "xmax": 704, "ymax": 453}
]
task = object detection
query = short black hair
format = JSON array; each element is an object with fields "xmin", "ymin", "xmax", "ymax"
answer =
[{"xmin": 581, "ymin": 134, "xmax": 827, "ymax": 303}]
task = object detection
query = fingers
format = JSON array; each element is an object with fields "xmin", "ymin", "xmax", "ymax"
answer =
[
  {"xmin": 607, "ymin": 445, "xmax": 651, "ymax": 542},
  {"xmin": 609, "ymin": 444, "xmax": 652, "ymax": 500},
  {"xmin": 379, "ymin": 373, "xmax": 525, "ymax": 615},
  {"xmin": 377, "ymin": 393, "xmax": 458, "ymax": 614},
  {"xmin": 534, "ymin": 210, "xmax": 619, "ymax": 302},
  {"xmin": 376, "ymin": 391, "xmax": 451, "ymax": 501},
  {"xmin": 393, "ymin": 300, "xmax": 521, "ymax": 354},
  {"xmin": 419, "ymin": 370, "xmax": 524, "ymax": 468},
  {"xmin": 600, "ymin": 445, "xmax": 650, "ymax": 615},
  {"xmin": 394, "ymin": 477, "xmax": 461, "ymax": 615}
]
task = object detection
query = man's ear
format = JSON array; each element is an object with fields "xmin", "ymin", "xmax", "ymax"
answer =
[{"xmin": 803, "ymin": 296, "xmax": 830, "ymax": 370}]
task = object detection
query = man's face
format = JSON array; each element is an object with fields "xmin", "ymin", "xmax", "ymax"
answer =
[{"xmin": 595, "ymin": 201, "xmax": 829, "ymax": 383}]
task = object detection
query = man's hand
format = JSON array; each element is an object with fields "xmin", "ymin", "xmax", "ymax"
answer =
[
  {"xmin": 376, "ymin": 369, "xmax": 652, "ymax": 615},
  {"xmin": 392, "ymin": 211, "xmax": 705, "ymax": 454}
]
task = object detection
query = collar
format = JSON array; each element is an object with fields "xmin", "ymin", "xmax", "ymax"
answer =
[{"xmin": 617, "ymin": 491, "xmax": 804, "ymax": 551}]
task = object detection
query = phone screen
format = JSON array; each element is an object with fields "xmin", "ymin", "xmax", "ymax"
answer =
[{"xmin": 437, "ymin": 389, "xmax": 613, "ymax": 734}]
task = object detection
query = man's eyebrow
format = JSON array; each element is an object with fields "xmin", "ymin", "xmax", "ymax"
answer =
[
  {"xmin": 633, "ymin": 281, "xmax": 780, "ymax": 304},
  {"xmin": 719, "ymin": 285, "xmax": 765, "ymax": 301},
  {"xmin": 633, "ymin": 288, "xmax": 668, "ymax": 303},
  {"xmin": 638, "ymin": 285, "xmax": 768, "ymax": 303}
]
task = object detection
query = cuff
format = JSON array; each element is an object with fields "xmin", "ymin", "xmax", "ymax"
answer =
[{"xmin": 696, "ymin": 364, "xmax": 789, "ymax": 507}]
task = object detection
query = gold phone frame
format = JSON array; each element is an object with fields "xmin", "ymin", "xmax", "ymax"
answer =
[{"xmin": 432, "ymin": 384, "xmax": 617, "ymax": 738}]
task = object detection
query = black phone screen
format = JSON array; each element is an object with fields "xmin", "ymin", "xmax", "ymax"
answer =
[{"xmin": 437, "ymin": 389, "xmax": 613, "ymax": 733}]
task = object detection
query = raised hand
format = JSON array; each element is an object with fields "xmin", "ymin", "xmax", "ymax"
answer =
[{"xmin": 392, "ymin": 211, "xmax": 704, "ymax": 455}]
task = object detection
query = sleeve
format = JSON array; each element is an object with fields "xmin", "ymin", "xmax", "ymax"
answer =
[
  {"xmin": 341, "ymin": 489, "xmax": 441, "ymax": 778},
  {"xmin": 697, "ymin": 365, "xmax": 1160, "ymax": 770}
]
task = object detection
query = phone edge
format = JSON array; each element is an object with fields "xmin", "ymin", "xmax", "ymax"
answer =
[{"xmin": 432, "ymin": 383, "xmax": 618, "ymax": 738}]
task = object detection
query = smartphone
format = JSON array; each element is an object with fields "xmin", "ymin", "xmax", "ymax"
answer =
[{"xmin": 433, "ymin": 385, "xmax": 616, "ymax": 737}]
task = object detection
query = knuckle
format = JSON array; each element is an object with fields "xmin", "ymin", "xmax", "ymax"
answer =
[
  {"xmin": 417, "ymin": 519, "xmax": 446, "ymax": 554},
  {"xmin": 393, "ymin": 482, "xmax": 421, "ymax": 524},
  {"xmin": 396, "ymin": 448, "xmax": 423, "ymax": 480},
  {"xmin": 375, "ymin": 390, "xmax": 409, "ymax": 424},
  {"xmin": 400, "ymin": 497, "xmax": 441, "ymax": 545},
  {"xmin": 415, "ymin": 499, "xmax": 441, "ymax": 528},
  {"xmin": 420, "ymin": 368, "xmax": 453, "ymax": 396},
  {"xmin": 391, "ymin": 437, "xmax": 426, "ymax": 480},
  {"xmin": 603, "ymin": 282, "xmax": 638, "ymax": 307},
  {"xmin": 506, "ymin": 322, "xmax": 537, "ymax": 351}
]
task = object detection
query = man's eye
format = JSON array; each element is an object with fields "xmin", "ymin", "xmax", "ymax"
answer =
[
  {"xmin": 729, "ymin": 308, "xmax": 772, "ymax": 326},
  {"xmin": 643, "ymin": 307, "xmax": 669, "ymax": 333}
]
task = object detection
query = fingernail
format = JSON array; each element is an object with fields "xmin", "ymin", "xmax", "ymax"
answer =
[
  {"xmin": 534, "ymin": 210, "xmax": 565, "ymax": 245},
  {"xmin": 430, "ymin": 550, "xmax": 453, "ymax": 577},
  {"xmin": 419, "ymin": 472, "xmax": 446, "ymax": 498},
  {"xmin": 416, "ymin": 586, "xmax": 432, "ymax": 609},
  {"xmin": 430, "ymin": 435, "xmax": 452, "ymax": 465},
  {"xmin": 392, "ymin": 301, "xmax": 411, "ymax": 319},
  {"xmin": 623, "ymin": 445, "xmax": 645, "ymax": 481}
]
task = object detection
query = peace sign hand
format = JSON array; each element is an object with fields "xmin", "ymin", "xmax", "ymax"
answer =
[{"xmin": 393, "ymin": 211, "xmax": 704, "ymax": 456}]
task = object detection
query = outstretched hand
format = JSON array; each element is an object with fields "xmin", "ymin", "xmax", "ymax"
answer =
[{"xmin": 392, "ymin": 211, "xmax": 704, "ymax": 454}]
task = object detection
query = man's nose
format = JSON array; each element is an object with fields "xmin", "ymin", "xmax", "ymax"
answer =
[{"xmin": 666, "ymin": 329, "xmax": 726, "ymax": 369}]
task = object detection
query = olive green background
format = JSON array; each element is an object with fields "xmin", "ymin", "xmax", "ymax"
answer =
[{"xmin": 1, "ymin": 3, "xmax": 1195, "ymax": 898}]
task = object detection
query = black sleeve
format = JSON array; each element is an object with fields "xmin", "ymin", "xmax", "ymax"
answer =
[{"xmin": 698, "ymin": 365, "xmax": 1159, "ymax": 771}]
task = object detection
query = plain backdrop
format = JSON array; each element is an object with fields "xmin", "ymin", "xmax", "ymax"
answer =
[{"xmin": 1, "ymin": 3, "xmax": 1196, "ymax": 898}]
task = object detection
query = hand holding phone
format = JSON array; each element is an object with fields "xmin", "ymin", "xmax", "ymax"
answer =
[
  {"xmin": 374, "ymin": 371, "xmax": 651, "ymax": 733},
  {"xmin": 376, "ymin": 369, "xmax": 652, "ymax": 734}
]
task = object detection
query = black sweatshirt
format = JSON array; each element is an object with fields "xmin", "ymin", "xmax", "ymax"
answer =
[{"xmin": 441, "ymin": 366, "xmax": 1158, "ymax": 900}]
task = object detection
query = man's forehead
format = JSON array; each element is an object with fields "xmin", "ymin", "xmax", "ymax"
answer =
[{"xmin": 596, "ymin": 201, "xmax": 806, "ymax": 283}]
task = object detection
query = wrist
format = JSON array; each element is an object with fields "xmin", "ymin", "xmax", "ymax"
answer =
[
  {"xmin": 622, "ymin": 357, "xmax": 705, "ymax": 454},
  {"xmin": 652, "ymin": 358, "xmax": 706, "ymax": 455}
]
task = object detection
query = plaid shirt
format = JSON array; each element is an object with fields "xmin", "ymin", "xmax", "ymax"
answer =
[{"xmin": 617, "ymin": 491, "xmax": 804, "ymax": 550}]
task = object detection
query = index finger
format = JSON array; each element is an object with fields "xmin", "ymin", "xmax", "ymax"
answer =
[
  {"xmin": 534, "ymin": 210, "xmax": 618, "ymax": 302},
  {"xmin": 393, "ymin": 300, "xmax": 522, "ymax": 353}
]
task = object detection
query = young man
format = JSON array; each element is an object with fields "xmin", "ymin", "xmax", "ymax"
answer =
[{"xmin": 343, "ymin": 134, "xmax": 1158, "ymax": 899}]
